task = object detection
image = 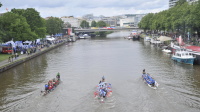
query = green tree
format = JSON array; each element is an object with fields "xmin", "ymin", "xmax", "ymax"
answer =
[
  {"xmin": 80, "ymin": 20, "xmax": 89, "ymax": 28},
  {"xmin": 46, "ymin": 17, "xmax": 64, "ymax": 35},
  {"xmin": 0, "ymin": 12, "xmax": 37, "ymax": 42},
  {"xmin": 0, "ymin": 2, "xmax": 2, "ymax": 7},
  {"xmin": 11, "ymin": 8, "xmax": 46, "ymax": 38},
  {"xmin": 138, "ymin": 13, "xmax": 154, "ymax": 32},
  {"xmin": 175, "ymin": 0, "xmax": 187, "ymax": 6},
  {"xmin": 97, "ymin": 21, "xmax": 106, "ymax": 27},
  {"xmin": 95, "ymin": 21, "xmax": 107, "ymax": 36},
  {"xmin": 138, "ymin": 1, "xmax": 199, "ymax": 37},
  {"xmin": 91, "ymin": 21, "xmax": 97, "ymax": 27}
]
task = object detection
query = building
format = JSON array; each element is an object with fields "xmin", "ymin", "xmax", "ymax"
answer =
[
  {"xmin": 169, "ymin": 0, "xmax": 199, "ymax": 8},
  {"xmin": 81, "ymin": 13, "xmax": 146, "ymax": 27},
  {"xmin": 119, "ymin": 14, "xmax": 146, "ymax": 27},
  {"xmin": 188, "ymin": 0, "xmax": 198, "ymax": 3},
  {"xmin": 82, "ymin": 14, "xmax": 94, "ymax": 20},
  {"xmin": 102, "ymin": 17, "xmax": 117, "ymax": 27},
  {"xmin": 169, "ymin": 0, "xmax": 179, "ymax": 8},
  {"xmin": 60, "ymin": 16, "xmax": 82, "ymax": 28}
]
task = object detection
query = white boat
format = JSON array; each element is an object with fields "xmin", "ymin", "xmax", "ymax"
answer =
[
  {"xmin": 144, "ymin": 37, "xmax": 151, "ymax": 42},
  {"xmin": 150, "ymin": 38, "xmax": 161, "ymax": 44},
  {"xmin": 124, "ymin": 36, "xmax": 133, "ymax": 39},
  {"xmin": 162, "ymin": 49, "xmax": 171, "ymax": 54},
  {"xmin": 172, "ymin": 49, "xmax": 195, "ymax": 65},
  {"xmin": 79, "ymin": 34, "xmax": 91, "ymax": 39}
]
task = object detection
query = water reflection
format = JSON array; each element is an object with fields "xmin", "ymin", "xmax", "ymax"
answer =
[{"xmin": 0, "ymin": 55, "xmax": 48, "ymax": 111}]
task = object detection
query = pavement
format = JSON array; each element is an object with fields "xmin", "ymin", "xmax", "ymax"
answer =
[
  {"xmin": 0, "ymin": 41, "xmax": 66, "ymax": 71},
  {"xmin": 0, "ymin": 46, "xmax": 47, "ymax": 68}
]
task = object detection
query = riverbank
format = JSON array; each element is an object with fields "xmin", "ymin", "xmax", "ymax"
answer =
[{"xmin": 0, "ymin": 40, "xmax": 67, "ymax": 73}]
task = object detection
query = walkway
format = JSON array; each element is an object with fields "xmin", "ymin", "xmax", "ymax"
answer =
[{"xmin": 0, "ymin": 41, "xmax": 67, "ymax": 73}]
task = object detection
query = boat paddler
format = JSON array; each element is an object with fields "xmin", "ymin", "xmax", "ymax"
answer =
[
  {"xmin": 102, "ymin": 76, "xmax": 105, "ymax": 82},
  {"xmin": 56, "ymin": 72, "xmax": 60, "ymax": 80},
  {"xmin": 143, "ymin": 69, "xmax": 146, "ymax": 74}
]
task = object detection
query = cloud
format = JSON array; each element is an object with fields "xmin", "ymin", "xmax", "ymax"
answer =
[{"xmin": 0, "ymin": 0, "xmax": 169, "ymax": 17}]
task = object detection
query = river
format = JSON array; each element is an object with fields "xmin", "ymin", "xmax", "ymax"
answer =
[{"xmin": 0, "ymin": 31, "xmax": 200, "ymax": 112}]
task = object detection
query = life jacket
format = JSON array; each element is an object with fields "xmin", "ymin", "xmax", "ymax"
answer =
[
  {"xmin": 45, "ymin": 84, "xmax": 49, "ymax": 89},
  {"xmin": 56, "ymin": 80, "xmax": 59, "ymax": 84},
  {"xmin": 49, "ymin": 85, "xmax": 53, "ymax": 90}
]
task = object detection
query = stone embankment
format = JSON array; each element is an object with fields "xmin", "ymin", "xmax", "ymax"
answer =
[{"xmin": 0, "ymin": 41, "xmax": 67, "ymax": 73}]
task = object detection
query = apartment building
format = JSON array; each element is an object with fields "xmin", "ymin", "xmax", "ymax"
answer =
[{"xmin": 169, "ymin": 0, "xmax": 198, "ymax": 8}]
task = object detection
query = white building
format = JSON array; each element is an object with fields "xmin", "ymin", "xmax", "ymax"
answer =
[
  {"xmin": 60, "ymin": 16, "xmax": 81, "ymax": 28},
  {"xmin": 120, "ymin": 18, "xmax": 135, "ymax": 27},
  {"xmin": 119, "ymin": 14, "xmax": 146, "ymax": 27}
]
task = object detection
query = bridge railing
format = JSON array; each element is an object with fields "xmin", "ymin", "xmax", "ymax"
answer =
[{"xmin": 73, "ymin": 27, "xmax": 140, "ymax": 32}]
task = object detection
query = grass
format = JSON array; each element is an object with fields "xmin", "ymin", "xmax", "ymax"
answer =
[{"xmin": 0, "ymin": 54, "xmax": 12, "ymax": 62}]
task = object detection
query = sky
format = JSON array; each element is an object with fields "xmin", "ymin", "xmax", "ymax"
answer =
[{"xmin": 0, "ymin": 0, "xmax": 169, "ymax": 18}]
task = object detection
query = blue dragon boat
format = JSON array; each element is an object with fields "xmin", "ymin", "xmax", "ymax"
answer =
[{"xmin": 142, "ymin": 73, "xmax": 158, "ymax": 89}]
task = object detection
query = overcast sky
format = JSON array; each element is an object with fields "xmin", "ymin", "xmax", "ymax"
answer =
[{"xmin": 0, "ymin": 0, "xmax": 169, "ymax": 18}]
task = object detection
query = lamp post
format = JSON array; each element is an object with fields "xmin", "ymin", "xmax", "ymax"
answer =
[{"xmin": 11, "ymin": 38, "xmax": 14, "ymax": 55}]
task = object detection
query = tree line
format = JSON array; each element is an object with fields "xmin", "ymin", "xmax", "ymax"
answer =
[
  {"xmin": 80, "ymin": 20, "xmax": 108, "ymax": 37},
  {"xmin": 0, "ymin": 3, "xmax": 64, "ymax": 43},
  {"xmin": 138, "ymin": 0, "xmax": 200, "ymax": 38},
  {"xmin": 80, "ymin": 20, "xmax": 107, "ymax": 28}
]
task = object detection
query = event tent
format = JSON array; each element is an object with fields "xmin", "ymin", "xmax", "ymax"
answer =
[{"xmin": 157, "ymin": 36, "xmax": 173, "ymax": 42}]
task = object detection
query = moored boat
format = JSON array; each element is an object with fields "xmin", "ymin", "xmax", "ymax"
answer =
[
  {"xmin": 162, "ymin": 48, "xmax": 172, "ymax": 54},
  {"xmin": 185, "ymin": 45, "xmax": 200, "ymax": 65},
  {"xmin": 144, "ymin": 36, "xmax": 151, "ymax": 42},
  {"xmin": 78, "ymin": 34, "xmax": 91, "ymax": 39},
  {"xmin": 171, "ymin": 48, "xmax": 195, "ymax": 65}
]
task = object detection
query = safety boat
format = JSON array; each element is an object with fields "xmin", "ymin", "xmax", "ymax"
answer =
[
  {"xmin": 142, "ymin": 73, "xmax": 158, "ymax": 89},
  {"xmin": 94, "ymin": 82, "xmax": 112, "ymax": 102}
]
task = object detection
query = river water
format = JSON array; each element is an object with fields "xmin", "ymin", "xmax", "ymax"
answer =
[{"xmin": 0, "ymin": 31, "xmax": 200, "ymax": 112}]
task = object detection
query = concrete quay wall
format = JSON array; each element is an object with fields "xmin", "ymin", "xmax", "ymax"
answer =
[{"xmin": 0, "ymin": 41, "xmax": 67, "ymax": 73}]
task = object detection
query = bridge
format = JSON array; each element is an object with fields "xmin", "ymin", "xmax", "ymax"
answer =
[{"xmin": 73, "ymin": 27, "xmax": 140, "ymax": 32}]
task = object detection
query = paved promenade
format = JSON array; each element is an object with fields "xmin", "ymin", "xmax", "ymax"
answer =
[{"xmin": 0, "ymin": 41, "xmax": 67, "ymax": 73}]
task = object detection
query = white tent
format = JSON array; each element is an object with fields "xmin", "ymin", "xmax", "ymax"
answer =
[
  {"xmin": 23, "ymin": 41, "xmax": 32, "ymax": 45},
  {"xmin": 36, "ymin": 39, "xmax": 40, "ymax": 44},
  {"xmin": 157, "ymin": 36, "xmax": 172, "ymax": 42},
  {"xmin": 46, "ymin": 37, "xmax": 55, "ymax": 41},
  {"xmin": 6, "ymin": 41, "xmax": 15, "ymax": 47}
]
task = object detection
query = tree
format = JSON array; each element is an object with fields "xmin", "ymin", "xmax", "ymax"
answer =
[
  {"xmin": 91, "ymin": 21, "xmax": 97, "ymax": 27},
  {"xmin": 0, "ymin": 12, "xmax": 37, "ymax": 42},
  {"xmin": 175, "ymin": 0, "xmax": 187, "ymax": 6},
  {"xmin": 0, "ymin": 2, "xmax": 2, "ymax": 7},
  {"xmin": 46, "ymin": 17, "xmax": 64, "ymax": 35},
  {"xmin": 11, "ymin": 8, "xmax": 46, "ymax": 38},
  {"xmin": 138, "ymin": 13, "xmax": 154, "ymax": 32},
  {"xmin": 80, "ymin": 20, "xmax": 89, "ymax": 28},
  {"xmin": 138, "ymin": 0, "xmax": 200, "ymax": 37},
  {"xmin": 97, "ymin": 21, "xmax": 106, "ymax": 27},
  {"xmin": 191, "ymin": 0, "xmax": 200, "ymax": 37}
]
